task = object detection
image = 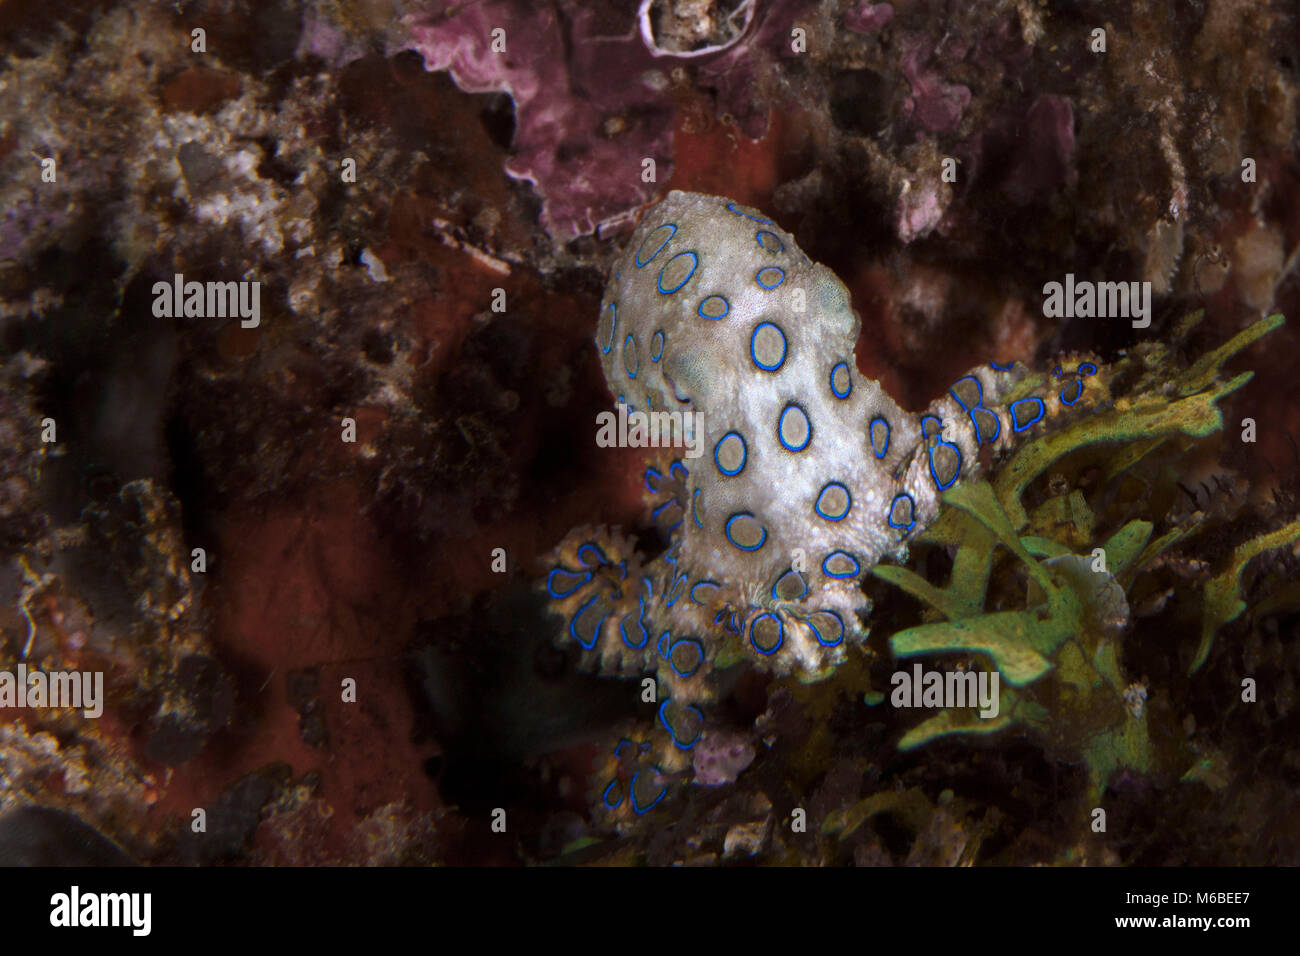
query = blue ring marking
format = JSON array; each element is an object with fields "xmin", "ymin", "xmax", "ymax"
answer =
[
  {"xmin": 726, "ymin": 201, "xmax": 773, "ymax": 225},
  {"xmin": 602, "ymin": 779, "xmax": 624, "ymax": 809},
  {"xmin": 691, "ymin": 488, "xmax": 704, "ymax": 529},
  {"xmin": 990, "ymin": 361, "xmax": 1015, "ymax": 371},
  {"xmin": 599, "ymin": 303, "xmax": 618, "ymax": 355},
  {"xmin": 756, "ymin": 266, "xmax": 785, "ymax": 290},
  {"xmin": 656, "ymin": 631, "xmax": 671, "ymax": 659},
  {"xmin": 614, "ymin": 739, "xmax": 633, "ymax": 760},
  {"xmin": 690, "ymin": 581, "xmax": 721, "ymax": 605},
  {"xmin": 1051, "ymin": 365, "xmax": 1063, "ymax": 378},
  {"xmin": 725, "ymin": 512, "xmax": 767, "ymax": 552},
  {"xmin": 771, "ymin": 568, "xmax": 807, "ymax": 602},
  {"xmin": 651, "ymin": 500, "xmax": 680, "ymax": 523},
  {"xmin": 921, "ymin": 415, "xmax": 961, "ymax": 491},
  {"xmin": 807, "ymin": 610, "xmax": 845, "ymax": 647},
  {"xmin": 569, "ymin": 595, "xmax": 608, "ymax": 650},
  {"xmin": 615, "ymin": 560, "xmax": 628, "ymax": 580},
  {"xmin": 888, "ymin": 493, "xmax": 916, "ymax": 531},
  {"xmin": 546, "ymin": 567, "xmax": 591, "ymax": 598},
  {"xmin": 1078, "ymin": 363, "xmax": 1098, "ymax": 377},
  {"xmin": 814, "ymin": 481, "xmax": 852, "ymax": 522},
  {"xmin": 713, "ymin": 610, "xmax": 728, "ymax": 625},
  {"xmin": 830, "ymin": 361, "xmax": 852, "ymax": 399},
  {"xmin": 644, "ymin": 467, "xmax": 664, "ymax": 494},
  {"xmin": 950, "ymin": 375, "xmax": 1000, "ymax": 445},
  {"xmin": 657, "ymin": 251, "xmax": 698, "ymax": 294},
  {"xmin": 623, "ymin": 334, "xmax": 639, "ymax": 378},
  {"xmin": 748, "ymin": 612, "xmax": 784, "ymax": 656},
  {"xmin": 630, "ymin": 771, "xmax": 667, "ymax": 814},
  {"xmin": 971, "ymin": 407, "xmax": 1001, "ymax": 444},
  {"xmin": 756, "ymin": 229, "xmax": 784, "ymax": 253},
  {"xmin": 635, "ymin": 223, "xmax": 676, "ymax": 267},
  {"xmin": 650, "ymin": 330, "xmax": 665, "ymax": 362},
  {"xmin": 750, "ymin": 322, "xmax": 787, "ymax": 371},
  {"xmin": 697, "ymin": 295, "xmax": 730, "ymax": 320},
  {"xmin": 619, "ymin": 614, "xmax": 649, "ymax": 650},
  {"xmin": 1010, "ymin": 397, "xmax": 1045, "ymax": 432},
  {"xmin": 727, "ymin": 612, "xmax": 741, "ymax": 634},
  {"xmin": 642, "ymin": 576, "xmax": 654, "ymax": 599},
  {"xmin": 620, "ymin": 589, "xmax": 651, "ymax": 649},
  {"xmin": 870, "ymin": 417, "xmax": 890, "ymax": 458},
  {"xmin": 671, "ymin": 461, "xmax": 689, "ymax": 482},
  {"xmin": 1060, "ymin": 378, "xmax": 1084, "ymax": 406},
  {"xmin": 777, "ymin": 404, "xmax": 812, "ymax": 452},
  {"xmin": 714, "ymin": 432, "xmax": 747, "ymax": 476},
  {"xmin": 665, "ymin": 572, "xmax": 688, "ymax": 608},
  {"xmin": 822, "ymin": 551, "xmax": 862, "ymax": 579},
  {"xmin": 658, "ymin": 699, "xmax": 703, "ymax": 750},
  {"xmin": 577, "ymin": 543, "xmax": 607, "ymax": 568},
  {"xmin": 928, "ymin": 444, "xmax": 962, "ymax": 490},
  {"xmin": 668, "ymin": 639, "xmax": 704, "ymax": 678}
]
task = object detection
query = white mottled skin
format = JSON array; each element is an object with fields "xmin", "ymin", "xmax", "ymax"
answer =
[{"xmin": 586, "ymin": 191, "xmax": 1059, "ymax": 685}]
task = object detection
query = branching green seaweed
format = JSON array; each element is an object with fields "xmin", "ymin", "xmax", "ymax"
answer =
[
  {"xmin": 873, "ymin": 314, "xmax": 1297, "ymax": 801},
  {"xmin": 1193, "ymin": 516, "xmax": 1300, "ymax": 673}
]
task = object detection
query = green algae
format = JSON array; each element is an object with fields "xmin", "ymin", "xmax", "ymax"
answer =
[
  {"xmin": 873, "ymin": 314, "xmax": 1293, "ymax": 802},
  {"xmin": 1193, "ymin": 517, "xmax": 1300, "ymax": 673},
  {"xmin": 821, "ymin": 786, "xmax": 934, "ymax": 839}
]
